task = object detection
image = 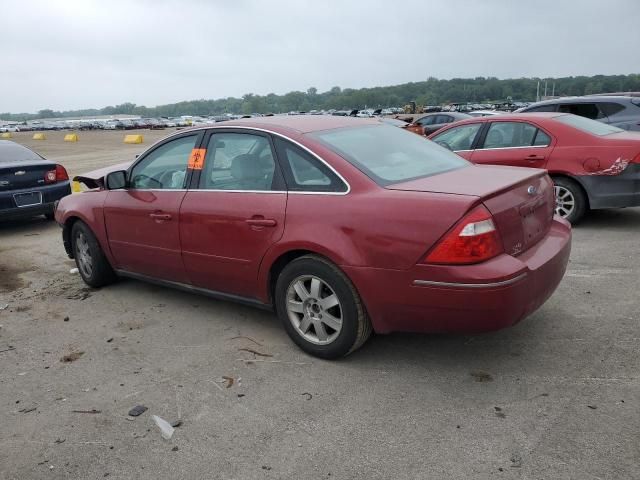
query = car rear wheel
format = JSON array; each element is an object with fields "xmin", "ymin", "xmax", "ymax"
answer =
[
  {"xmin": 553, "ymin": 177, "xmax": 587, "ymax": 224},
  {"xmin": 44, "ymin": 213, "xmax": 55, "ymax": 221},
  {"xmin": 275, "ymin": 255, "xmax": 372, "ymax": 359},
  {"xmin": 71, "ymin": 221, "xmax": 117, "ymax": 288}
]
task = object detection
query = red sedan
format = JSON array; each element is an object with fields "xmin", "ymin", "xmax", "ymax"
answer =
[
  {"xmin": 429, "ymin": 113, "xmax": 640, "ymax": 223},
  {"xmin": 55, "ymin": 116, "xmax": 571, "ymax": 358}
]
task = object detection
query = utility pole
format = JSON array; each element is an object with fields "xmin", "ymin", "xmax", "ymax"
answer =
[
  {"xmin": 544, "ymin": 80, "xmax": 548, "ymax": 98},
  {"xmin": 536, "ymin": 81, "xmax": 540, "ymax": 102}
]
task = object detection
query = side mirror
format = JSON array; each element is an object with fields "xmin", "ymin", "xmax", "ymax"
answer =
[{"xmin": 105, "ymin": 170, "xmax": 127, "ymax": 189}]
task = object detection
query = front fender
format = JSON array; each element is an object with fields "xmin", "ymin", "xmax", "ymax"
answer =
[{"xmin": 55, "ymin": 191, "xmax": 113, "ymax": 264}]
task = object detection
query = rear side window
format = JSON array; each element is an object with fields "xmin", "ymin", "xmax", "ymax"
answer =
[
  {"xmin": 599, "ymin": 102, "xmax": 625, "ymax": 116},
  {"xmin": 273, "ymin": 138, "xmax": 347, "ymax": 192},
  {"xmin": 481, "ymin": 122, "xmax": 538, "ymax": 149},
  {"xmin": 533, "ymin": 130, "xmax": 552, "ymax": 146},
  {"xmin": 200, "ymin": 133, "xmax": 277, "ymax": 191},
  {"xmin": 313, "ymin": 124, "xmax": 469, "ymax": 186},
  {"xmin": 557, "ymin": 103, "xmax": 604, "ymax": 119},
  {"xmin": 436, "ymin": 115, "xmax": 454, "ymax": 124}
]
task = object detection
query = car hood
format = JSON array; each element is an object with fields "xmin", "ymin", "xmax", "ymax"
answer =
[
  {"xmin": 74, "ymin": 161, "xmax": 133, "ymax": 189},
  {"xmin": 386, "ymin": 164, "xmax": 546, "ymax": 197}
]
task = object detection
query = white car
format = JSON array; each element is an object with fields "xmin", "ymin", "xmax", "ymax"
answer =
[{"xmin": 0, "ymin": 125, "xmax": 20, "ymax": 132}]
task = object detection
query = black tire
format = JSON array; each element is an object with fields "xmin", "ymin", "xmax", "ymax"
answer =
[
  {"xmin": 275, "ymin": 255, "xmax": 372, "ymax": 359},
  {"xmin": 552, "ymin": 177, "xmax": 588, "ymax": 224},
  {"xmin": 71, "ymin": 221, "xmax": 117, "ymax": 288},
  {"xmin": 44, "ymin": 213, "xmax": 55, "ymax": 221}
]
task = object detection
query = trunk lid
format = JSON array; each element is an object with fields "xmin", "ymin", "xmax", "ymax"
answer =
[
  {"xmin": 387, "ymin": 165, "xmax": 555, "ymax": 256},
  {"xmin": 0, "ymin": 160, "xmax": 56, "ymax": 190}
]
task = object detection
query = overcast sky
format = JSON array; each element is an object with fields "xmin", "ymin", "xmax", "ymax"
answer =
[{"xmin": 1, "ymin": 0, "xmax": 638, "ymax": 113}]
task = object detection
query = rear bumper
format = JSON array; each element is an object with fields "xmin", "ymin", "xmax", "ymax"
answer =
[
  {"xmin": 344, "ymin": 217, "xmax": 572, "ymax": 334},
  {"xmin": 0, "ymin": 182, "xmax": 71, "ymax": 220},
  {"xmin": 576, "ymin": 164, "xmax": 640, "ymax": 209}
]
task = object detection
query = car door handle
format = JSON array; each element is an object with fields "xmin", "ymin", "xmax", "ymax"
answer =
[
  {"xmin": 246, "ymin": 217, "xmax": 277, "ymax": 227},
  {"xmin": 525, "ymin": 154, "xmax": 546, "ymax": 161},
  {"xmin": 149, "ymin": 212, "xmax": 172, "ymax": 221}
]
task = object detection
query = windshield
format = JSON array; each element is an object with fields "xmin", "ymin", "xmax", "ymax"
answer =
[
  {"xmin": 312, "ymin": 124, "xmax": 469, "ymax": 186},
  {"xmin": 554, "ymin": 113, "xmax": 624, "ymax": 136}
]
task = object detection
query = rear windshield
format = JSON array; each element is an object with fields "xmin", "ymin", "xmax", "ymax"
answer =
[
  {"xmin": 554, "ymin": 114, "xmax": 624, "ymax": 136},
  {"xmin": 312, "ymin": 124, "xmax": 469, "ymax": 186},
  {"xmin": 0, "ymin": 142, "xmax": 42, "ymax": 163}
]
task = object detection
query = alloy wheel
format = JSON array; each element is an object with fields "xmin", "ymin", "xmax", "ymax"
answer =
[
  {"xmin": 554, "ymin": 185, "xmax": 575, "ymax": 219},
  {"xmin": 286, "ymin": 275, "xmax": 343, "ymax": 345},
  {"xmin": 75, "ymin": 232, "xmax": 93, "ymax": 278}
]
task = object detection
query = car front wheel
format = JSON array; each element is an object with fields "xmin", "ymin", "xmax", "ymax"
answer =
[
  {"xmin": 71, "ymin": 221, "xmax": 117, "ymax": 288},
  {"xmin": 275, "ymin": 255, "xmax": 372, "ymax": 359}
]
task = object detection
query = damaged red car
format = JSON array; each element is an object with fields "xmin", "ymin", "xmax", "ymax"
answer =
[
  {"xmin": 429, "ymin": 113, "xmax": 640, "ymax": 223},
  {"xmin": 55, "ymin": 116, "xmax": 571, "ymax": 359}
]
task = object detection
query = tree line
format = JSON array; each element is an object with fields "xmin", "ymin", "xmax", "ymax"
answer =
[{"xmin": 3, "ymin": 74, "xmax": 639, "ymax": 122}]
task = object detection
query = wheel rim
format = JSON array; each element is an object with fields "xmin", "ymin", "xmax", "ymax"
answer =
[
  {"xmin": 286, "ymin": 275, "xmax": 343, "ymax": 345},
  {"xmin": 554, "ymin": 185, "xmax": 575, "ymax": 219},
  {"xmin": 75, "ymin": 232, "xmax": 93, "ymax": 278}
]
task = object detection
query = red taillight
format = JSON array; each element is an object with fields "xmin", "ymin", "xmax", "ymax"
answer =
[
  {"xmin": 424, "ymin": 205, "xmax": 503, "ymax": 265},
  {"xmin": 45, "ymin": 164, "xmax": 69, "ymax": 184}
]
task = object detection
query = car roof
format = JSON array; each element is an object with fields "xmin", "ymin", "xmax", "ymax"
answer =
[
  {"xmin": 528, "ymin": 96, "xmax": 634, "ymax": 105},
  {"xmin": 203, "ymin": 115, "xmax": 381, "ymax": 134}
]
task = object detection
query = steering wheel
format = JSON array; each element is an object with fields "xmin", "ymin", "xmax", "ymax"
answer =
[
  {"xmin": 157, "ymin": 169, "xmax": 184, "ymax": 189},
  {"xmin": 132, "ymin": 174, "xmax": 162, "ymax": 189}
]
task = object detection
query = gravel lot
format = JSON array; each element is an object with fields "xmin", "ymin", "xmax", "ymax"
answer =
[{"xmin": 1, "ymin": 132, "xmax": 638, "ymax": 479}]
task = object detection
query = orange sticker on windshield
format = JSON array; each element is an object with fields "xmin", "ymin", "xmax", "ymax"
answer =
[{"xmin": 188, "ymin": 148, "xmax": 206, "ymax": 170}]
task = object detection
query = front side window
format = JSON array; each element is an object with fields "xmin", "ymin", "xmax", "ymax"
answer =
[
  {"xmin": 200, "ymin": 133, "xmax": 276, "ymax": 191},
  {"xmin": 435, "ymin": 115, "xmax": 454, "ymax": 124},
  {"xmin": 481, "ymin": 122, "xmax": 538, "ymax": 149},
  {"xmin": 417, "ymin": 115, "xmax": 436, "ymax": 126},
  {"xmin": 313, "ymin": 124, "xmax": 469, "ymax": 186},
  {"xmin": 431, "ymin": 123, "xmax": 482, "ymax": 151},
  {"xmin": 130, "ymin": 135, "xmax": 196, "ymax": 189},
  {"xmin": 273, "ymin": 137, "xmax": 346, "ymax": 192},
  {"xmin": 526, "ymin": 104, "xmax": 557, "ymax": 112}
]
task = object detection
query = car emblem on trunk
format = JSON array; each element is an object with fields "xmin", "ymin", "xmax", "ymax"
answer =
[
  {"xmin": 527, "ymin": 185, "xmax": 538, "ymax": 196},
  {"xmin": 0, "ymin": 180, "xmax": 9, "ymax": 186},
  {"xmin": 14, "ymin": 170, "xmax": 26, "ymax": 176}
]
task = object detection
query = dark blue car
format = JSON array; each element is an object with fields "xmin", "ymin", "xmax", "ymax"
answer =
[{"xmin": 0, "ymin": 140, "xmax": 71, "ymax": 221}]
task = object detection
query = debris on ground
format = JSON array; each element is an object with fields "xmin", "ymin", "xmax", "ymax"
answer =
[
  {"xmin": 54, "ymin": 438, "xmax": 66, "ymax": 444},
  {"xmin": 301, "ymin": 392, "xmax": 313, "ymax": 400},
  {"xmin": 106, "ymin": 338, "xmax": 114, "ymax": 343},
  {"xmin": 470, "ymin": 371, "xmax": 493, "ymax": 382},
  {"xmin": 60, "ymin": 351, "xmax": 84, "ymax": 363},
  {"xmin": 128, "ymin": 405, "xmax": 148, "ymax": 417},
  {"xmin": 0, "ymin": 346, "xmax": 16, "ymax": 354},
  {"xmin": 222, "ymin": 375, "xmax": 235, "ymax": 388},
  {"xmin": 237, "ymin": 393, "xmax": 245, "ymax": 398},
  {"xmin": 587, "ymin": 405, "xmax": 597, "ymax": 410},
  {"xmin": 494, "ymin": 406, "xmax": 506, "ymax": 418},
  {"xmin": 63, "ymin": 316, "xmax": 69, "ymax": 322},
  {"xmin": 69, "ymin": 268, "xmax": 79, "ymax": 274},
  {"xmin": 0, "ymin": 304, "xmax": 8, "ymax": 310},
  {"xmin": 230, "ymin": 335, "xmax": 263, "ymax": 346},
  {"xmin": 510, "ymin": 453, "xmax": 522, "ymax": 468},
  {"xmin": 170, "ymin": 420, "xmax": 182, "ymax": 428},
  {"xmin": 72, "ymin": 409, "xmax": 101, "ymax": 414},
  {"xmin": 152, "ymin": 415, "xmax": 175, "ymax": 440},
  {"xmin": 238, "ymin": 347, "xmax": 273, "ymax": 357},
  {"xmin": 19, "ymin": 406, "xmax": 37, "ymax": 413},
  {"xmin": 262, "ymin": 465, "xmax": 272, "ymax": 470},
  {"xmin": 172, "ymin": 446, "xmax": 179, "ymax": 451}
]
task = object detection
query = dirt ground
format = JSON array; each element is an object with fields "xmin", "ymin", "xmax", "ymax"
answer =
[{"xmin": 0, "ymin": 133, "xmax": 639, "ymax": 479}]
